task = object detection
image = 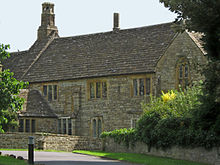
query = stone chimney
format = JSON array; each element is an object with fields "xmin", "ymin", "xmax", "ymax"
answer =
[
  {"xmin": 37, "ymin": 2, "xmax": 58, "ymax": 40},
  {"xmin": 113, "ymin": 13, "xmax": 120, "ymax": 31}
]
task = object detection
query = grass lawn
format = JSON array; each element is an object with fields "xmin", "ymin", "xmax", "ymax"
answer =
[
  {"xmin": 73, "ymin": 150, "xmax": 210, "ymax": 165},
  {"xmin": 0, "ymin": 155, "xmax": 27, "ymax": 165}
]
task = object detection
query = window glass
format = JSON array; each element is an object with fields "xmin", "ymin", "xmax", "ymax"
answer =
[
  {"xmin": 63, "ymin": 119, "xmax": 66, "ymax": 134},
  {"xmin": 133, "ymin": 79, "xmax": 138, "ymax": 96},
  {"xmin": 139, "ymin": 79, "xmax": 144, "ymax": 96},
  {"xmin": 96, "ymin": 82, "xmax": 101, "ymax": 98},
  {"xmin": 68, "ymin": 119, "xmax": 72, "ymax": 135},
  {"xmin": 93, "ymin": 119, "xmax": 97, "ymax": 137},
  {"xmin": 185, "ymin": 64, "xmax": 188, "ymax": 78},
  {"xmin": 53, "ymin": 85, "xmax": 57, "ymax": 100},
  {"xmin": 58, "ymin": 119, "xmax": 61, "ymax": 134},
  {"xmin": 90, "ymin": 83, "xmax": 95, "ymax": 99},
  {"xmin": 102, "ymin": 82, "xmax": 107, "ymax": 98},
  {"xmin": 98, "ymin": 119, "xmax": 102, "ymax": 137},
  {"xmin": 179, "ymin": 65, "xmax": 183, "ymax": 78},
  {"xmin": 43, "ymin": 85, "xmax": 47, "ymax": 96},
  {"xmin": 146, "ymin": 78, "xmax": 151, "ymax": 95},
  {"xmin": 48, "ymin": 85, "xmax": 53, "ymax": 101},
  {"xmin": 31, "ymin": 120, "xmax": 35, "ymax": 133},
  {"xmin": 25, "ymin": 119, "xmax": 30, "ymax": 133},
  {"xmin": 19, "ymin": 119, "xmax": 24, "ymax": 132}
]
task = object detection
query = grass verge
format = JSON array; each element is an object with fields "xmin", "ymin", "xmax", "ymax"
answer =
[
  {"xmin": 73, "ymin": 150, "xmax": 210, "ymax": 165},
  {"xmin": 0, "ymin": 155, "xmax": 27, "ymax": 165}
]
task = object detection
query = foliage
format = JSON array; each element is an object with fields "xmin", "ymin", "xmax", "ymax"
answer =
[
  {"xmin": 0, "ymin": 44, "xmax": 28, "ymax": 133},
  {"xmin": 159, "ymin": 0, "xmax": 220, "ymax": 137},
  {"xmin": 0, "ymin": 155, "xmax": 28, "ymax": 165},
  {"xmin": 101, "ymin": 84, "xmax": 219, "ymax": 149},
  {"xmin": 73, "ymin": 150, "xmax": 209, "ymax": 165},
  {"xmin": 101, "ymin": 128, "xmax": 137, "ymax": 147}
]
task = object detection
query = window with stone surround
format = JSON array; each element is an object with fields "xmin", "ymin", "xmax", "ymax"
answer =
[
  {"xmin": 176, "ymin": 59, "xmax": 190, "ymax": 90},
  {"xmin": 88, "ymin": 81, "xmax": 107, "ymax": 99},
  {"xmin": 132, "ymin": 77, "xmax": 151, "ymax": 96},
  {"xmin": 43, "ymin": 84, "xmax": 58, "ymax": 101},
  {"xmin": 91, "ymin": 117, "xmax": 103, "ymax": 138},
  {"xmin": 58, "ymin": 117, "xmax": 72, "ymax": 135},
  {"xmin": 19, "ymin": 119, "xmax": 36, "ymax": 133}
]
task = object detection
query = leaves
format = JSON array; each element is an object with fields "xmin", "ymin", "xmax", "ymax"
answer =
[{"xmin": 0, "ymin": 44, "xmax": 29, "ymax": 132}]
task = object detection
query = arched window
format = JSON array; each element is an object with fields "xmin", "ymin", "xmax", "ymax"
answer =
[
  {"xmin": 176, "ymin": 59, "xmax": 190, "ymax": 90},
  {"xmin": 91, "ymin": 117, "xmax": 103, "ymax": 138},
  {"xmin": 93, "ymin": 119, "xmax": 97, "ymax": 138},
  {"xmin": 98, "ymin": 119, "xmax": 102, "ymax": 137}
]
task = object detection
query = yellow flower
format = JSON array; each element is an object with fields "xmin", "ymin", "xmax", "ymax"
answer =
[{"xmin": 161, "ymin": 90, "xmax": 176, "ymax": 102}]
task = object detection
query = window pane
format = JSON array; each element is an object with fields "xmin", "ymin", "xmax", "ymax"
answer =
[
  {"xmin": 25, "ymin": 119, "xmax": 30, "ymax": 133},
  {"xmin": 90, "ymin": 83, "xmax": 95, "ymax": 99},
  {"xmin": 63, "ymin": 119, "xmax": 66, "ymax": 134},
  {"xmin": 98, "ymin": 119, "xmax": 102, "ymax": 137},
  {"xmin": 19, "ymin": 119, "xmax": 24, "ymax": 132},
  {"xmin": 48, "ymin": 85, "xmax": 52, "ymax": 101},
  {"xmin": 102, "ymin": 82, "xmax": 107, "ymax": 98},
  {"xmin": 96, "ymin": 82, "xmax": 101, "ymax": 98},
  {"xmin": 53, "ymin": 85, "xmax": 57, "ymax": 100},
  {"xmin": 43, "ymin": 85, "xmax": 47, "ymax": 96},
  {"xmin": 93, "ymin": 119, "xmax": 97, "ymax": 137},
  {"xmin": 133, "ymin": 79, "xmax": 138, "ymax": 96},
  {"xmin": 139, "ymin": 79, "xmax": 144, "ymax": 96},
  {"xmin": 31, "ymin": 120, "xmax": 35, "ymax": 133},
  {"xmin": 179, "ymin": 65, "xmax": 183, "ymax": 78},
  {"xmin": 58, "ymin": 119, "xmax": 61, "ymax": 134},
  {"xmin": 146, "ymin": 78, "xmax": 151, "ymax": 95},
  {"xmin": 68, "ymin": 119, "xmax": 72, "ymax": 135},
  {"xmin": 185, "ymin": 64, "xmax": 188, "ymax": 78}
]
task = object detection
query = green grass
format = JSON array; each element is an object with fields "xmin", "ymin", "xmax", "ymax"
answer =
[
  {"xmin": 73, "ymin": 150, "xmax": 210, "ymax": 165},
  {"xmin": 0, "ymin": 155, "xmax": 27, "ymax": 165}
]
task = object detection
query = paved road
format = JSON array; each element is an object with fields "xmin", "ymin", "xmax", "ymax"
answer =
[{"xmin": 0, "ymin": 151, "xmax": 138, "ymax": 165}]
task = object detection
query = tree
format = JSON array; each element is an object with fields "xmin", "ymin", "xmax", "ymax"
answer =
[
  {"xmin": 159, "ymin": 0, "xmax": 220, "ymax": 133},
  {"xmin": 0, "ymin": 44, "xmax": 28, "ymax": 132}
]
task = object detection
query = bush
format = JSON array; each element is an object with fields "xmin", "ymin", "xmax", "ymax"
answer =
[{"xmin": 101, "ymin": 82, "xmax": 220, "ymax": 149}]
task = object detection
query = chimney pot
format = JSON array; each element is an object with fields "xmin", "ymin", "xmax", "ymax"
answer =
[{"xmin": 113, "ymin": 13, "xmax": 120, "ymax": 31}]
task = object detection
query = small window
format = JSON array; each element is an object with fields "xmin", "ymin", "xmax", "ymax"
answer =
[
  {"xmin": 177, "ymin": 59, "xmax": 190, "ymax": 90},
  {"xmin": 43, "ymin": 85, "xmax": 47, "ymax": 96},
  {"xmin": 68, "ymin": 119, "xmax": 72, "ymax": 135},
  {"xmin": 91, "ymin": 117, "xmax": 103, "ymax": 138},
  {"xmin": 98, "ymin": 119, "xmax": 102, "ymax": 137},
  {"xmin": 42, "ymin": 84, "xmax": 58, "ymax": 101},
  {"xmin": 31, "ymin": 120, "xmax": 36, "ymax": 133},
  {"xmin": 19, "ymin": 119, "xmax": 24, "ymax": 132},
  {"xmin": 53, "ymin": 85, "xmax": 57, "ymax": 100},
  {"xmin": 63, "ymin": 119, "xmax": 66, "ymax": 134},
  {"xmin": 90, "ymin": 83, "xmax": 95, "ymax": 99},
  {"xmin": 89, "ymin": 81, "xmax": 107, "ymax": 99},
  {"xmin": 93, "ymin": 119, "xmax": 97, "ymax": 138},
  {"xmin": 132, "ymin": 77, "xmax": 151, "ymax": 96},
  {"xmin": 25, "ymin": 119, "xmax": 30, "ymax": 133},
  {"xmin": 131, "ymin": 119, "xmax": 137, "ymax": 128},
  {"xmin": 58, "ymin": 119, "xmax": 61, "ymax": 134},
  {"xmin": 102, "ymin": 82, "xmax": 107, "ymax": 98},
  {"xmin": 133, "ymin": 79, "xmax": 138, "ymax": 96}
]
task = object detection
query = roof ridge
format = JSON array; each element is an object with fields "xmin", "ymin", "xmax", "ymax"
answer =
[
  {"xmin": 21, "ymin": 33, "xmax": 56, "ymax": 79},
  {"xmin": 55, "ymin": 22, "xmax": 174, "ymax": 40}
]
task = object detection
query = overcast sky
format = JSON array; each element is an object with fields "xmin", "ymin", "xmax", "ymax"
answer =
[{"xmin": 0, "ymin": 0, "xmax": 176, "ymax": 52}]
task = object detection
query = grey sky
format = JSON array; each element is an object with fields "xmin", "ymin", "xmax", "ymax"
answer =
[{"xmin": 0, "ymin": 0, "xmax": 176, "ymax": 52}]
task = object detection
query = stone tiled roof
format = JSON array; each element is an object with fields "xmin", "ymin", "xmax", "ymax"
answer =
[
  {"xmin": 19, "ymin": 90, "xmax": 57, "ymax": 117},
  {"xmin": 5, "ymin": 22, "xmax": 177, "ymax": 83}
]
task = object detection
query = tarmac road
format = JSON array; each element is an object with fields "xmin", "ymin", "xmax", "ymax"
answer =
[{"xmin": 0, "ymin": 150, "xmax": 138, "ymax": 165}]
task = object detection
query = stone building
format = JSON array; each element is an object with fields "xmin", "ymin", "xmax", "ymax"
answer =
[{"xmin": 3, "ymin": 2, "xmax": 206, "ymax": 138}]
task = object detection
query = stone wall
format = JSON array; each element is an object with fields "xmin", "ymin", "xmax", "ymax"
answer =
[
  {"xmin": 103, "ymin": 138, "xmax": 220, "ymax": 165},
  {"xmin": 0, "ymin": 133, "xmax": 101, "ymax": 152}
]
